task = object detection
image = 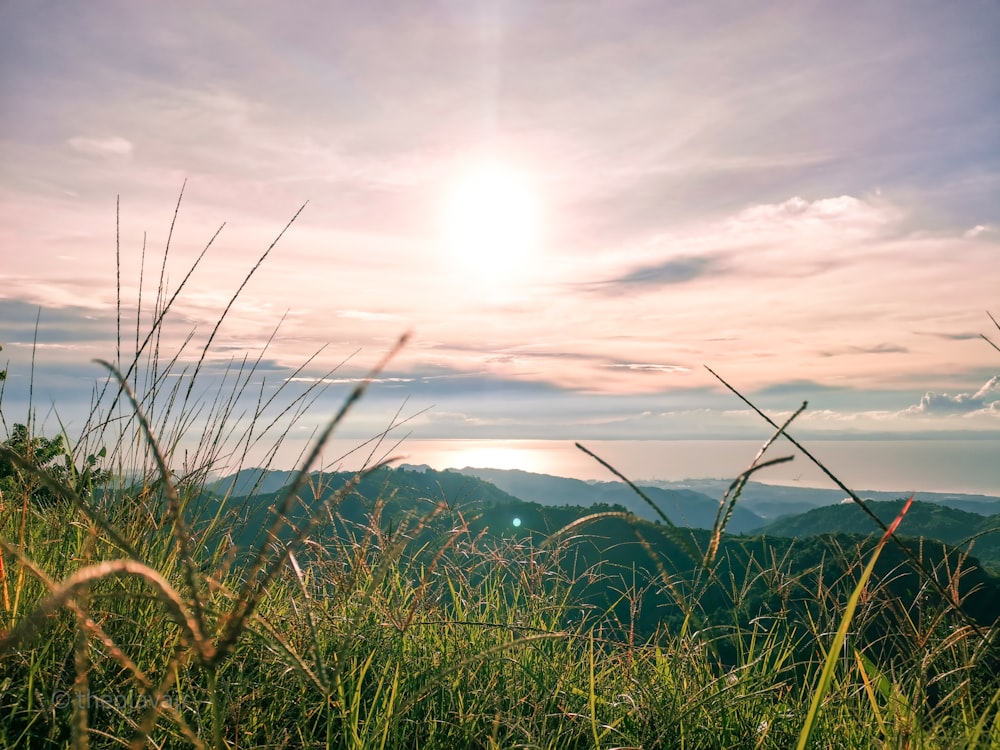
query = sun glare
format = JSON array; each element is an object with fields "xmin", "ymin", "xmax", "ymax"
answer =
[
  {"xmin": 442, "ymin": 164, "xmax": 540, "ymax": 286},
  {"xmin": 445, "ymin": 444, "xmax": 548, "ymax": 474}
]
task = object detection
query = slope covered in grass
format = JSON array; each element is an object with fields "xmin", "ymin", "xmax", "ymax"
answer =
[{"xmin": 4, "ymin": 476, "xmax": 1000, "ymax": 749}]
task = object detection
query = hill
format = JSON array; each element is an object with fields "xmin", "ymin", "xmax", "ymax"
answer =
[
  {"xmin": 759, "ymin": 499, "xmax": 1000, "ymax": 567},
  {"xmin": 451, "ymin": 466, "xmax": 766, "ymax": 532},
  {"xmin": 208, "ymin": 467, "xmax": 299, "ymax": 496},
  {"xmin": 200, "ymin": 465, "xmax": 525, "ymax": 555}
]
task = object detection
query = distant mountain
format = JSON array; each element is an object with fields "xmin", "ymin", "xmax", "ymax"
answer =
[
  {"xmin": 208, "ymin": 467, "xmax": 298, "ymax": 497},
  {"xmin": 452, "ymin": 467, "xmax": 766, "ymax": 533},
  {"xmin": 759, "ymin": 499, "xmax": 1000, "ymax": 566},
  {"xmin": 636, "ymin": 478, "xmax": 842, "ymax": 521},
  {"xmin": 639, "ymin": 478, "xmax": 1000, "ymax": 521}
]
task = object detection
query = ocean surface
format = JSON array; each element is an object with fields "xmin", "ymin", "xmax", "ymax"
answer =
[{"xmin": 315, "ymin": 438, "xmax": 1000, "ymax": 496}]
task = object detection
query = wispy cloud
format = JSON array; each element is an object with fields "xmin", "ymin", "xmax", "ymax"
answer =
[
  {"xmin": 605, "ymin": 363, "xmax": 690, "ymax": 373},
  {"xmin": 916, "ymin": 331, "xmax": 984, "ymax": 342},
  {"xmin": 602, "ymin": 256, "xmax": 722, "ymax": 290},
  {"xmin": 337, "ymin": 310, "xmax": 401, "ymax": 322},
  {"xmin": 821, "ymin": 343, "xmax": 910, "ymax": 357},
  {"xmin": 67, "ymin": 136, "xmax": 133, "ymax": 159}
]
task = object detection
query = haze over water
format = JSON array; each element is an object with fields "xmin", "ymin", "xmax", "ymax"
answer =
[{"xmin": 321, "ymin": 438, "xmax": 1000, "ymax": 497}]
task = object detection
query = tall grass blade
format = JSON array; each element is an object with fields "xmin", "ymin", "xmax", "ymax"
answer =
[
  {"xmin": 0, "ymin": 554, "xmax": 210, "ymax": 662},
  {"xmin": 94, "ymin": 359, "xmax": 207, "ymax": 637},
  {"xmin": 796, "ymin": 495, "xmax": 914, "ymax": 749}
]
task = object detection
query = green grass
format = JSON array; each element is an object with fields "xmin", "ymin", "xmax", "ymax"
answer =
[{"xmin": 1, "ymin": 197, "xmax": 998, "ymax": 748}]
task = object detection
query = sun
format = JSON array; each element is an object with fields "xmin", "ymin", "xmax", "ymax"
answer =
[{"xmin": 442, "ymin": 164, "xmax": 540, "ymax": 285}]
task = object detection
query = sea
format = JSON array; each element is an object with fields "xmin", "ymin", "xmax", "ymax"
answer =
[{"xmin": 313, "ymin": 438, "xmax": 1000, "ymax": 497}]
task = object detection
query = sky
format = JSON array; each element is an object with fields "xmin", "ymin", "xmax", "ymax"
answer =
[{"xmin": 1, "ymin": 1, "xmax": 999, "ymax": 476}]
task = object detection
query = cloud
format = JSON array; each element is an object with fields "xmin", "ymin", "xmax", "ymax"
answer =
[
  {"xmin": 592, "ymin": 255, "xmax": 722, "ymax": 293},
  {"xmin": 904, "ymin": 376, "xmax": 1000, "ymax": 415},
  {"xmin": 614, "ymin": 256, "xmax": 718, "ymax": 286},
  {"xmin": 727, "ymin": 196, "xmax": 895, "ymax": 240},
  {"xmin": 337, "ymin": 310, "xmax": 401, "ymax": 322},
  {"xmin": 67, "ymin": 136, "xmax": 134, "ymax": 158},
  {"xmin": 286, "ymin": 375, "xmax": 416, "ymax": 386},
  {"xmin": 419, "ymin": 411, "xmax": 494, "ymax": 428},
  {"xmin": 964, "ymin": 224, "xmax": 995, "ymax": 239},
  {"xmin": 752, "ymin": 380, "xmax": 847, "ymax": 397},
  {"xmin": 853, "ymin": 343, "xmax": 908, "ymax": 355},
  {"xmin": 916, "ymin": 331, "xmax": 984, "ymax": 341},
  {"xmin": 0, "ymin": 299, "xmax": 117, "ymax": 353},
  {"xmin": 605, "ymin": 363, "xmax": 690, "ymax": 373},
  {"xmin": 821, "ymin": 343, "xmax": 909, "ymax": 357}
]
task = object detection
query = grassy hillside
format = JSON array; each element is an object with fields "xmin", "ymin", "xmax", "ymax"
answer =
[{"xmin": 3, "ymin": 459, "xmax": 999, "ymax": 748}]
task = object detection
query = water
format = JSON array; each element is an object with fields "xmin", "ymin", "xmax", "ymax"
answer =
[{"xmin": 315, "ymin": 438, "xmax": 1000, "ymax": 496}]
